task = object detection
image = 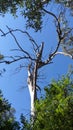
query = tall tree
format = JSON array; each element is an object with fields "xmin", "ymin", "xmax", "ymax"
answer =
[{"xmin": 0, "ymin": 0, "xmax": 73, "ymax": 127}]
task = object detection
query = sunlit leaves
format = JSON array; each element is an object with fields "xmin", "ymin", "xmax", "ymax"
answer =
[{"xmin": 33, "ymin": 75, "xmax": 73, "ymax": 130}]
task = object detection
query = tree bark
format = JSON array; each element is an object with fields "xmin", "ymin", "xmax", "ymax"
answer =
[{"xmin": 27, "ymin": 62, "xmax": 37, "ymax": 125}]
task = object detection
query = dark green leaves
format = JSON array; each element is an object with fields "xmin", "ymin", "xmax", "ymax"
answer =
[
  {"xmin": 0, "ymin": 0, "xmax": 24, "ymax": 15},
  {"xmin": 23, "ymin": 0, "xmax": 46, "ymax": 31},
  {"xmin": 0, "ymin": 90, "xmax": 20, "ymax": 130}
]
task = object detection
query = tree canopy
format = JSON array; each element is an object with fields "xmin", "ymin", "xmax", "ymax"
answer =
[
  {"xmin": 33, "ymin": 75, "xmax": 73, "ymax": 130},
  {"xmin": 0, "ymin": 0, "xmax": 73, "ymax": 31},
  {"xmin": 0, "ymin": 0, "xmax": 24, "ymax": 15}
]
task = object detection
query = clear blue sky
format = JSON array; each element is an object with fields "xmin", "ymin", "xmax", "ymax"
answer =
[{"xmin": 0, "ymin": 4, "xmax": 73, "ymax": 121}]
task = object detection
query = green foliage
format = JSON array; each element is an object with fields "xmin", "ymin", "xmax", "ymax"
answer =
[
  {"xmin": 0, "ymin": 75, "xmax": 73, "ymax": 130},
  {"xmin": 33, "ymin": 76, "xmax": 73, "ymax": 130},
  {"xmin": 0, "ymin": 90, "xmax": 20, "ymax": 130},
  {"xmin": 0, "ymin": 0, "xmax": 73, "ymax": 31},
  {"xmin": 23, "ymin": 0, "xmax": 50, "ymax": 31},
  {"xmin": 0, "ymin": 0, "xmax": 51, "ymax": 31},
  {"xmin": 21, "ymin": 0, "xmax": 73, "ymax": 31},
  {"xmin": 0, "ymin": 0, "xmax": 24, "ymax": 16}
]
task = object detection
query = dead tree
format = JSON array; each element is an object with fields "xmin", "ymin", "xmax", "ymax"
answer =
[{"xmin": 0, "ymin": 9, "xmax": 73, "ymax": 126}]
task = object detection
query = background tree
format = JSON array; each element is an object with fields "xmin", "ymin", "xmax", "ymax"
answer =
[
  {"xmin": 33, "ymin": 75, "xmax": 73, "ymax": 130},
  {"xmin": 55, "ymin": 0, "xmax": 73, "ymax": 14},
  {"xmin": 0, "ymin": 89, "xmax": 20, "ymax": 130}
]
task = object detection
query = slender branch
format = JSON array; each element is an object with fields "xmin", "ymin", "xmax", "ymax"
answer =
[
  {"xmin": 41, "ymin": 8, "xmax": 64, "ymax": 64},
  {"xmin": 42, "ymin": 8, "xmax": 58, "ymax": 21},
  {"xmin": 42, "ymin": 8, "xmax": 62, "ymax": 37},
  {"xmin": 0, "ymin": 26, "xmax": 35, "ymax": 60},
  {"xmin": 10, "ymin": 49, "xmax": 22, "ymax": 52},
  {"xmin": 7, "ymin": 26, "xmax": 31, "ymax": 54},
  {"xmin": 0, "ymin": 56, "xmax": 35, "ymax": 64},
  {"xmin": 55, "ymin": 51, "xmax": 73, "ymax": 59},
  {"xmin": 0, "ymin": 26, "xmax": 39, "ymax": 51},
  {"xmin": 0, "ymin": 26, "xmax": 40, "ymax": 59},
  {"xmin": 23, "ymin": 31, "xmax": 39, "ymax": 50}
]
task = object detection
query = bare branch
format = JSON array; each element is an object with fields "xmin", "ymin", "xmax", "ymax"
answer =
[
  {"xmin": 0, "ymin": 26, "xmax": 39, "ymax": 52},
  {"xmin": 6, "ymin": 26, "xmax": 31, "ymax": 54},
  {"xmin": 42, "ymin": 8, "xmax": 73, "ymax": 62},
  {"xmin": 36, "ymin": 42, "xmax": 44, "ymax": 60},
  {"xmin": 10, "ymin": 49, "xmax": 22, "ymax": 52},
  {"xmin": 42, "ymin": 8, "xmax": 62, "ymax": 38},
  {"xmin": 55, "ymin": 51, "xmax": 73, "ymax": 59},
  {"xmin": 0, "ymin": 56, "xmax": 35, "ymax": 64},
  {"xmin": 0, "ymin": 26, "xmax": 35, "ymax": 60},
  {"xmin": 22, "ymin": 31, "xmax": 39, "ymax": 50},
  {"xmin": 39, "ymin": 8, "xmax": 65, "ymax": 64},
  {"xmin": 55, "ymin": 46, "xmax": 73, "ymax": 59}
]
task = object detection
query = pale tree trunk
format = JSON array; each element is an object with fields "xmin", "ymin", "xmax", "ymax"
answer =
[
  {"xmin": 27, "ymin": 43, "xmax": 45, "ymax": 125},
  {"xmin": 28, "ymin": 83, "xmax": 35, "ymax": 125},
  {"xmin": 27, "ymin": 63, "xmax": 37, "ymax": 125}
]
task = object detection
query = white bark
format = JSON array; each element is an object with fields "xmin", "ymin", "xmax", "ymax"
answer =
[
  {"xmin": 55, "ymin": 51, "xmax": 73, "ymax": 58},
  {"xmin": 30, "ymin": 87, "xmax": 35, "ymax": 119},
  {"xmin": 27, "ymin": 65, "xmax": 36, "ymax": 124},
  {"xmin": 27, "ymin": 81, "xmax": 35, "ymax": 118},
  {"xmin": 27, "ymin": 43, "xmax": 45, "ymax": 125}
]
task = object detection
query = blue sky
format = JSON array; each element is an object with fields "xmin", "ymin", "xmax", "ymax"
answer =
[{"xmin": 0, "ymin": 4, "xmax": 73, "ymax": 121}]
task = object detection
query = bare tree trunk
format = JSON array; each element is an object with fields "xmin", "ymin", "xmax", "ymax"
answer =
[{"xmin": 27, "ymin": 62, "xmax": 37, "ymax": 125}]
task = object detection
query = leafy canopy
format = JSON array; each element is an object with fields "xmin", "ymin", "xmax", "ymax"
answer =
[
  {"xmin": 0, "ymin": 75, "xmax": 73, "ymax": 129},
  {"xmin": 0, "ymin": 0, "xmax": 24, "ymax": 15},
  {"xmin": 33, "ymin": 75, "xmax": 73, "ymax": 130},
  {"xmin": 0, "ymin": 0, "xmax": 73, "ymax": 31}
]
